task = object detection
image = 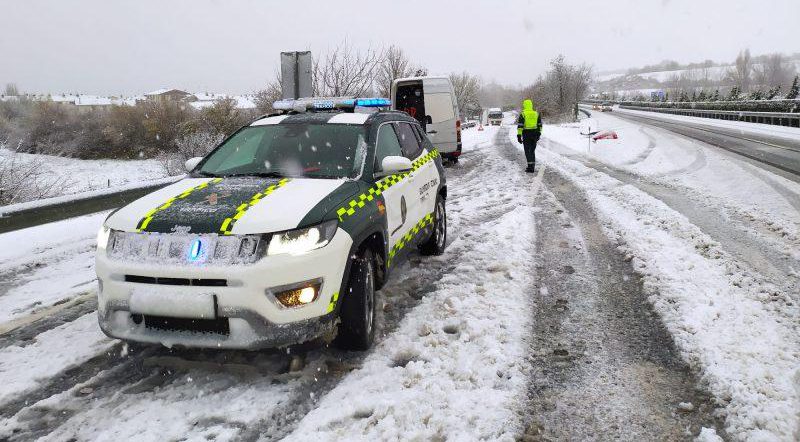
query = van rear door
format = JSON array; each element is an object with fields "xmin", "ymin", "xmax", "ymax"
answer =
[{"xmin": 421, "ymin": 78, "xmax": 458, "ymax": 155}]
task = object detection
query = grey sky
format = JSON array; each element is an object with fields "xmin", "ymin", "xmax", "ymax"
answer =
[{"xmin": 1, "ymin": 0, "xmax": 798, "ymax": 95}]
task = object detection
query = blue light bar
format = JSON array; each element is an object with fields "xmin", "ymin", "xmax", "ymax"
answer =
[
  {"xmin": 356, "ymin": 98, "xmax": 391, "ymax": 107},
  {"xmin": 272, "ymin": 97, "xmax": 390, "ymax": 112}
]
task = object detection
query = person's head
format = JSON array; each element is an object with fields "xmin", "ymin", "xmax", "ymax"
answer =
[{"xmin": 522, "ymin": 99, "xmax": 534, "ymax": 111}]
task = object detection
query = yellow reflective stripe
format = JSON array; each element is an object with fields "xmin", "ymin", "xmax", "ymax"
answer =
[
  {"xmin": 326, "ymin": 291, "xmax": 340, "ymax": 313},
  {"xmin": 337, "ymin": 149, "xmax": 439, "ymax": 222},
  {"xmin": 219, "ymin": 178, "xmax": 291, "ymax": 235},
  {"xmin": 136, "ymin": 178, "xmax": 222, "ymax": 232},
  {"xmin": 387, "ymin": 212, "xmax": 434, "ymax": 268}
]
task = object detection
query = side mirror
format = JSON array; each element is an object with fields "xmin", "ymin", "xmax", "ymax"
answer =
[
  {"xmin": 424, "ymin": 115, "xmax": 433, "ymax": 125},
  {"xmin": 184, "ymin": 157, "xmax": 203, "ymax": 172},
  {"xmin": 376, "ymin": 156, "xmax": 412, "ymax": 177}
]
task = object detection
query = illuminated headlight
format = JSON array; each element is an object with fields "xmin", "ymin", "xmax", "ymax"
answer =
[
  {"xmin": 271, "ymin": 280, "xmax": 322, "ymax": 308},
  {"xmin": 97, "ymin": 225, "xmax": 111, "ymax": 250},
  {"xmin": 267, "ymin": 221, "xmax": 337, "ymax": 256}
]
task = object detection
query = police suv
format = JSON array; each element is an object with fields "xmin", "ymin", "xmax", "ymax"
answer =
[{"xmin": 95, "ymin": 97, "xmax": 447, "ymax": 350}]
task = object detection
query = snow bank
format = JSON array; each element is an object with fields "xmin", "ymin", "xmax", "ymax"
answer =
[{"xmin": 614, "ymin": 107, "xmax": 800, "ymax": 143}]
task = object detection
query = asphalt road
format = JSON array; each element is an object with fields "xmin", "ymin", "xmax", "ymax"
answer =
[{"xmin": 608, "ymin": 110, "xmax": 800, "ymax": 180}]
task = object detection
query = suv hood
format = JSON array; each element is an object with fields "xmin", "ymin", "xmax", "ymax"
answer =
[{"xmin": 105, "ymin": 177, "xmax": 358, "ymax": 235}]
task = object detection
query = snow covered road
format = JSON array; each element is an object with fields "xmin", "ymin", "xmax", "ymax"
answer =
[{"xmin": 0, "ymin": 118, "xmax": 798, "ymax": 440}]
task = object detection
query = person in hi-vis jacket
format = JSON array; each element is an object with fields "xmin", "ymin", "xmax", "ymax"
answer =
[{"xmin": 516, "ymin": 99, "xmax": 542, "ymax": 173}]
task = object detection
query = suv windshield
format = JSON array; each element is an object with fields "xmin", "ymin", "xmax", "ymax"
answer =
[{"xmin": 198, "ymin": 123, "xmax": 367, "ymax": 179}]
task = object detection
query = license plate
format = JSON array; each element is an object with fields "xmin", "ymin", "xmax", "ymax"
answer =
[{"xmin": 129, "ymin": 289, "xmax": 216, "ymax": 319}]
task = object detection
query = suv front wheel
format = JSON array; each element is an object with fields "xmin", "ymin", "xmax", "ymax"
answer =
[{"xmin": 334, "ymin": 248, "xmax": 376, "ymax": 350}]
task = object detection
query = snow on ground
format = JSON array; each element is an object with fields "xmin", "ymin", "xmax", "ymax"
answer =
[
  {"xmin": 0, "ymin": 313, "xmax": 113, "ymax": 404},
  {"xmin": 285, "ymin": 125, "xmax": 538, "ymax": 440},
  {"xmin": 548, "ymin": 111, "xmax": 800, "ymax": 242},
  {"xmin": 0, "ymin": 148, "xmax": 170, "ymax": 201},
  {"xmin": 530, "ymin": 122, "xmax": 800, "ymax": 440},
  {"xmin": 0, "ymin": 212, "xmax": 106, "ymax": 323}
]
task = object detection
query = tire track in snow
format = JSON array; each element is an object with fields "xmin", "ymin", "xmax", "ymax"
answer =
[
  {"xmin": 541, "ymin": 138, "xmax": 800, "ymax": 309},
  {"xmin": 0, "ymin": 140, "xmax": 492, "ymax": 441},
  {"xmin": 519, "ymin": 167, "xmax": 724, "ymax": 440}
]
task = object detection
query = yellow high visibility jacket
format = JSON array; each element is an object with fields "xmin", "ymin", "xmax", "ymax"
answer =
[{"xmin": 517, "ymin": 99, "xmax": 542, "ymax": 136}]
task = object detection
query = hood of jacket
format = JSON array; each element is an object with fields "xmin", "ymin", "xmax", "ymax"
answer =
[{"xmin": 522, "ymin": 99, "xmax": 534, "ymax": 111}]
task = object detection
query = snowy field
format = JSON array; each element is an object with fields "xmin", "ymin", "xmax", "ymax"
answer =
[
  {"xmin": 0, "ymin": 119, "xmax": 798, "ymax": 440},
  {"xmin": 0, "ymin": 148, "xmax": 170, "ymax": 203}
]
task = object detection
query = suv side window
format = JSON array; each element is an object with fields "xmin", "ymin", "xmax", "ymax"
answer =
[
  {"xmin": 411, "ymin": 124, "xmax": 431, "ymax": 149},
  {"xmin": 395, "ymin": 122, "xmax": 422, "ymax": 159},
  {"xmin": 374, "ymin": 123, "xmax": 403, "ymax": 172}
]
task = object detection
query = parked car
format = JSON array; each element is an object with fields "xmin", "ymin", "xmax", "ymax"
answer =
[{"xmin": 95, "ymin": 97, "xmax": 448, "ymax": 351}]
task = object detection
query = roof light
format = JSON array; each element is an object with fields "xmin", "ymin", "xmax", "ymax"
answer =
[
  {"xmin": 356, "ymin": 98, "xmax": 391, "ymax": 107},
  {"xmin": 272, "ymin": 97, "xmax": 390, "ymax": 112}
]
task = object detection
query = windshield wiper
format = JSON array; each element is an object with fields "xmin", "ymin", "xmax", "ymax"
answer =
[
  {"xmin": 194, "ymin": 171, "xmax": 221, "ymax": 178},
  {"xmin": 220, "ymin": 171, "xmax": 289, "ymax": 178}
]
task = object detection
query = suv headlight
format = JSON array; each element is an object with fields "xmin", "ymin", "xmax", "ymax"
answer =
[
  {"xmin": 267, "ymin": 220, "xmax": 337, "ymax": 256},
  {"xmin": 97, "ymin": 225, "xmax": 111, "ymax": 250}
]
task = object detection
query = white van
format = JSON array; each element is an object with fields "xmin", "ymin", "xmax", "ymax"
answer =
[{"xmin": 391, "ymin": 76, "xmax": 461, "ymax": 162}]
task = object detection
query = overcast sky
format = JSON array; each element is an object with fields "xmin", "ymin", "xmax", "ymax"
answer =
[{"xmin": 1, "ymin": 0, "xmax": 798, "ymax": 95}]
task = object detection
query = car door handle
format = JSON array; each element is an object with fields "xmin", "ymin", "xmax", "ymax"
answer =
[{"xmin": 427, "ymin": 130, "xmax": 438, "ymax": 134}]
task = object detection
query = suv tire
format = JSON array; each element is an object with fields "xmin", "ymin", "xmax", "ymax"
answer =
[
  {"xmin": 334, "ymin": 248, "xmax": 376, "ymax": 350},
  {"xmin": 420, "ymin": 195, "xmax": 447, "ymax": 255}
]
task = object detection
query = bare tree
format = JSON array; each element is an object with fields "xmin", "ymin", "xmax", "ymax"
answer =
[
  {"xmin": 521, "ymin": 55, "xmax": 593, "ymax": 121},
  {"xmin": 313, "ymin": 40, "xmax": 384, "ymax": 97},
  {"xmin": 449, "ymin": 71, "xmax": 482, "ymax": 119},
  {"xmin": 158, "ymin": 131, "xmax": 224, "ymax": 176},
  {"xmin": 254, "ymin": 74, "xmax": 283, "ymax": 114},
  {"xmin": 728, "ymin": 49, "xmax": 753, "ymax": 92},
  {"xmin": 753, "ymin": 53, "xmax": 797, "ymax": 92},
  {"xmin": 3, "ymin": 83, "xmax": 19, "ymax": 97},
  {"xmin": 376, "ymin": 45, "xmax": 419, "ymax": 98},
  {"xmin": 0, "ymin": 147, "xmax": 68, "ymax": 205}
]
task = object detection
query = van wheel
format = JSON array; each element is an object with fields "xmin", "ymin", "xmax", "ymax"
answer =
[
  {"xmin": 420, "ymin": 196, "xmax": 447, "ymax": 255},
  {"xmin": 334, "ymin": 249, "xmax": 376, "ymax": 350}
]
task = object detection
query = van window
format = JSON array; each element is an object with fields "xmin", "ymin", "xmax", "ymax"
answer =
[
  {"xmin": 425, "ymin": 93, "xmax": 456, "ymax": 124},
  {"xmin": 395, "ymin": 123, "xmax": 422, "ymax": 159},
  {"xmin": 374, "ymin": 124, "xmax": 403, "ymax": 172}
]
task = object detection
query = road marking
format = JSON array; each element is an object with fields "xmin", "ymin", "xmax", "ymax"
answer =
[{"xmin": 0, "ymin": 291, "xmax": 94, "ymax": 335}]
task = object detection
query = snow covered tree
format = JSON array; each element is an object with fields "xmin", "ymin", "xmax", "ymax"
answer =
[
  {"xmin": 697, "ymin": 90, "xmax": 708, "ymax": 101},
  {"xmin": 691, "ymin": 90, "xmax": 697, "ymax": 102},
  {"xmin": 748, "ymin": 89, "xmax": 764, "ymax": 100},
  {"xmin": 712, "ymin": 89, "xmax": 720, "ymax": 101},
  {"xmin": 766, "ymin": 86, "xmax": 781, "ymax": 100},
  {"xmin": 727, "ymin": 86, "xmax": 741, "ymax": 101},
  {"xmin": 787, "ymin": 76, "xmax": 799, "ymax": 99}
]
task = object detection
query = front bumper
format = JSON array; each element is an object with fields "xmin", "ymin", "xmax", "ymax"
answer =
[{"xmin": 95, "ymin": 228, "xmax": 353, "ymax": 349}]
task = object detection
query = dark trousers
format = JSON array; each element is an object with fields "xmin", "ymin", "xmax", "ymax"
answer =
[{"xmin": 522, "ymin": 133, "xmax": 540, "ymax": 166}]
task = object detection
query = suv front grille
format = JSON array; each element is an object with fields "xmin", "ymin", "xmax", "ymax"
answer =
[
  {"xmin": 140, "ymin": 314, "xmax": 230, "ymax": 335},
  {"xmin": 125, "ymin": 275, "xmax": 227, "ymax": 287}
]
